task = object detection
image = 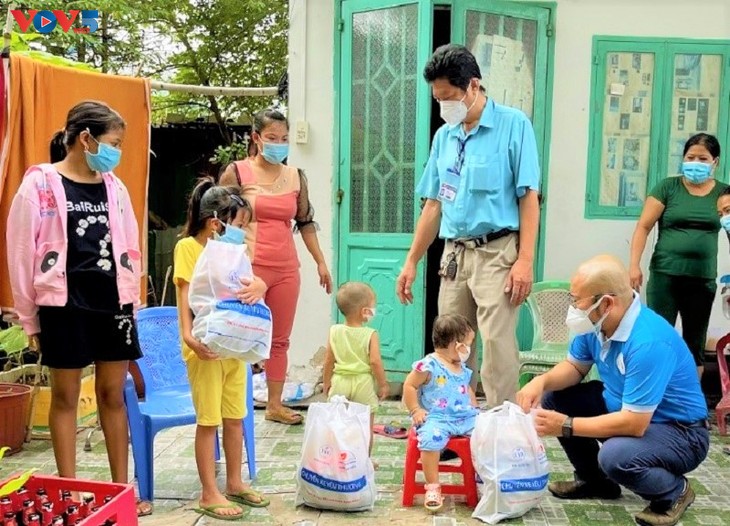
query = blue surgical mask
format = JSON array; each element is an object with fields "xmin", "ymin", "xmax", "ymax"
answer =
[
  {"xmin": 261, "ymin": 142, "xmax": 289, "ymax": 164},
  {"xmin": 721, "ymin": 215, "xmax": 730, "ymax": 233},
  {"xmin": 217, "ymin": 223, "xmax": 246, "ymax": 245},
  {"xmin": 682, "ymin": 161, "xmax": 713, "ymax": 184},
  {"xmin": 85, "ymin": 131, "xmax": 122, "ymax": 172}
]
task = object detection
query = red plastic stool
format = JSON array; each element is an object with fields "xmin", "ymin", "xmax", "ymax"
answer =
[
  {"xmin": 717, "ymin": 392, "xmax": 730, "ymax": 435},
  {"xmin": 402, "ymin": 427, "xmax": 478, "ymax": 507}
]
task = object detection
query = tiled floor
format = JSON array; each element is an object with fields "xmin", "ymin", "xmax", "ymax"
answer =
[{"xmin": 1, "ymin": 401, "xmax": 729, "ymax": 525}]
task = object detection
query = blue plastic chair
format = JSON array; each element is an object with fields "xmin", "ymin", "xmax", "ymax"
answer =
[{"xmin": 124, "ymin": 306, "xmax": 256, "ymax": 501}]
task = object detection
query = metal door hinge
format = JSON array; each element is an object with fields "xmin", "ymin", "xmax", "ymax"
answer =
[
  {"xmin": 338, "ymin": 19, "xmax": 344, "ymax": 32},
  {"xmin": 336, "ymin": 188, "xmax": 344, "ymax": 205},
  {"xmin": 546, "ymin": 23, "xmax": 554, "ymax": 38}
]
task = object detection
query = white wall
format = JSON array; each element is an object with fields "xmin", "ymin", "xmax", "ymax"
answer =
[
  {"xmin": 287, "ymin": 0, "xmax": 336, "ymax": 367},
  {"xmin": 544, "ymin": 0, "xmax": 730, "ymax": 336},
  {"xmin": 288, "ymin": 0, "xmax": 730, "ymax": 370}
]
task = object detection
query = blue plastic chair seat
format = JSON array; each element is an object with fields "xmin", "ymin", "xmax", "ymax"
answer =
[
  {"xmin": 125, "ymin": 307, "xmax": 256, "ymax": 502},
  {"xmin": 138, "ymin": 387, "xmax": 195, "ymax": 421}
]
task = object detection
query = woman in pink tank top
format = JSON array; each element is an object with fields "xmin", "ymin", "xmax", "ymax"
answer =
[{"xmin": 220, "ymin": 109, "xmax": 332, "ymax": 425}]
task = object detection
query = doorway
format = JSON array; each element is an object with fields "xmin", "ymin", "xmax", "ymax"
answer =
[{"xmin": 336, "ymin": 0, "xmax": 554, "ymax": 378}]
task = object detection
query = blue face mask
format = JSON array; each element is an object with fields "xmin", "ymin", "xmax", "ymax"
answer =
[
  {"xmin": 682, "ymin": 161, "xmax": 713, "ymax": 184},
  {"xmin": 217, "ymin": 223, "xmax": 246, "ymax": 245},
  {"xmin": 721, "ymin": 215, "xmax": 730, "ymax": 233},
  {"xmin": 85, "ymin": 132, "xmax": 122, "ymax": 172},
  {"xmin": 261, "ymin": 142, "xmax": 289, "ymax": 164}
]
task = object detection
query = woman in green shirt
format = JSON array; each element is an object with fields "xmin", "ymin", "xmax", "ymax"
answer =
[{"xmin": 630, "ymin": 133, "xmax": 726, "ymax": 377}]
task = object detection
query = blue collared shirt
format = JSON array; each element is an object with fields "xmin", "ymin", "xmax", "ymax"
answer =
[
  {"xmin": 416, "ymin": 98, "xmax": 540, "ymax": 239},
  {"xmin": 568, "ymin": 293, "xmax": 708, "ymax": 424}
]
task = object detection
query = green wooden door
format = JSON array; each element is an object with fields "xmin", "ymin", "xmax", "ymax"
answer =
[
  {"xmin": 452, "ymin": 0, "xmax": 553, "ymax": 351},
  {"xmin": 337, "ymin": 0, "xmax": 434, "ymax": 378}
]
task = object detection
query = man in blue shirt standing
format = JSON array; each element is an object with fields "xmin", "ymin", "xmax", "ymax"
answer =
[
  {"xmin": 517, "ymin": 255, "xmax": 709, "ymax": 526},
  {"xmin": 396, "ymin": 44, "xmax": 541, "ymax": 407}
]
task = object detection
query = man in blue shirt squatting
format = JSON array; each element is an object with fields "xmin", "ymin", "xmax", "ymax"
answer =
[
  {"xmin": 396, "ymin": 44, "xmax": 541, "ymax": 408},
  {"xmin": 517, "ymin": 255, "xmax": 709, "ymax": 526}
]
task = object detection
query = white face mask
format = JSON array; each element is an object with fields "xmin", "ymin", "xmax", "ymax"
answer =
[
  {"xmin": 457, "ymin": 343, "xmax": 471, "ymax": 363},
  {"xmin": 439, "ymin": 88, "xmax": 478, "ymax": 126},
  {"xmin": 565, "ymin": 295, "xmax": 611, "ymax": 336}
]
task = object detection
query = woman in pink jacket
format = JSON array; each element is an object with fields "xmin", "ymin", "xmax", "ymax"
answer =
[{"xmin": 6, "ymin": 101, "xmax": 152, "ymax": 516}]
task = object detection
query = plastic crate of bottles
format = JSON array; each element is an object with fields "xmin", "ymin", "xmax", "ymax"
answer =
[{"xmin": 0, "ymin": 474, "xmax": 137, "ymax": 525}]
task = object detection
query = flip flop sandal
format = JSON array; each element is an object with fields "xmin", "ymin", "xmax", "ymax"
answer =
[
  {"xmin": 194, "ymin": 502, "xmax": 244, "ymax": 521},
  {"xmin": 723, "ymin": 445, "xmax": 730, "ymax": 455},
  {"xmin": 265, "ymin": 407, "xmax": 303, "ymax": 425},
  {"xmin": 136, "ymin": 499, "xmax": 153, "ymax": 517},
  {"xmin": 424, "ymin": 483, "xmax": 443, "ymax": 512},
  {"xmin": 226, "ymin": 488, "xmax": 270, "ymax": 508},
  {"xmin": 373, "ymin": 424, "xmax": 408, "ymax": 439}
]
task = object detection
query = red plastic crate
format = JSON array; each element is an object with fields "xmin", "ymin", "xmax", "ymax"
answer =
[{"xmin": 1, "ymin": 473, "xmax": 138, "ymax": 525}]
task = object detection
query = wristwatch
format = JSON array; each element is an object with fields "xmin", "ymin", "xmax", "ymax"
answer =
[{"xmin": 561, "ymin": 416, "xmax": 574, "ymax": 438}]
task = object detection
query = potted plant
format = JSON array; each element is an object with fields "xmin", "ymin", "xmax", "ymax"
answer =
[
  {"xmin": 0, "ymin": 325, "xmax": 98, "ymax": 438},
  {"xmin": 0, "ymin": 383, "xmax": 32, "ymax": 454}
]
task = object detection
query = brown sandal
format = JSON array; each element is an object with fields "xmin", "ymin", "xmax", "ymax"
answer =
[
  {"xmin": 265, "ymin": 407, "xmax": 303, "ymax": 425},
  {"xmin": 136, "ymin": 499, "xmax": 153, "ymax": 517}
]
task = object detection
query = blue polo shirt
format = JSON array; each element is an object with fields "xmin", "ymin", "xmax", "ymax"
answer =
[
  {"xmin": 568, "ymin": 293, "xmax": 708, "ymax": 424},
  {"xmin": 416, "ymin": 98, "xmax": 540, "ymax": 239}
]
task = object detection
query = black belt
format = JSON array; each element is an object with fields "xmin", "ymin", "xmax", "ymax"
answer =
[{"xmin": 451, "ymin": 228, "xmax": 515, "ymax": 249}]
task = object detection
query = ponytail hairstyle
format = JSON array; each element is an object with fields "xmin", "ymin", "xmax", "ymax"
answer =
[
  {"xmin": 50, "ymin": 100, "xmax": 126, "ymax": 163},
  {"xmin": 249, "ymin": 108, "xmax": 289, "ymax": 157},
  {"xmin": 182, "ymin": 176, "xmax": 251, "ymax": 237}
]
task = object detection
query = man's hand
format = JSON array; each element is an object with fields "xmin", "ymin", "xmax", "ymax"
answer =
[
  {"xmin": 29, "ymin": 334, "xmax": 41, "ymax": 352},
  {"xmin": 237, "ymin": 276, "xmax": 267, "ymax": 305},
  {"xmin": 533, "ymin": 408, "xmax": 568, "ymax": 437},
  {"xmin": 505, "ymin": 257, "xmax": 533, "ymax": 306},
  {"xmin": 396, "ymin": 260, "xmax": 417, "ymax": 305},
  {"xmin": 516, "ymin": 376, "xmax": 544, "ymax": 413},
  {"xmin": 411, "ymin": 407, "xmax": 427, "ymax": 426}
]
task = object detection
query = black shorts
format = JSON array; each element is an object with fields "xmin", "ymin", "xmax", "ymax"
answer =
[{"xmin": 38, "ymin": 304, "xmax": 143, "ymax": 369}]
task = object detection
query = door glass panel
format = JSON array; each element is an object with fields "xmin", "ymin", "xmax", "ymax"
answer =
[
  {"xmin": 350, "ymin": 5, "xmax": 418, "ymax": 234},
  {"xmin": 598, "ymin": 52, "xmax": 655, "ymax": 208},
  {"xmin": 465, "ymin": 11, "xmax": 537, "ymax": 119},
  {"xmin": 666, "ymin": 54, "xmax": 722, "ymax": 175}
]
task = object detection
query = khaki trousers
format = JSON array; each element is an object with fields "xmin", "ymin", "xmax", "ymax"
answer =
[{"xmin": 437, "ymin": 233, "xmax": 520, "ymax": 407}]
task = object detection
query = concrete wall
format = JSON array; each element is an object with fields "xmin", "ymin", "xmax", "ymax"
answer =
[
  {"xmin": 287, "ymin": 0, "xmax": 730, "ymax": 370},
  {"xmin": 543, "ymin": 0, "xmax": 730, "ymax": 338},
  {"xmin": 287, "ymin": 0, "xmax": 336, "ymax": 367}
]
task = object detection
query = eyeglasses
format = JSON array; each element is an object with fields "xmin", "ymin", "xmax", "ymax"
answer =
[
  {"xmin": 449, "ymin": 136, "xmax": 468, "ymax": 176},
  {"xmin": 568, "ymin": 293, "xmax": 616, "ymax": 308}
]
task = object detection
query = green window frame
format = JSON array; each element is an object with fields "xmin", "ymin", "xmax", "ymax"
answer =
[{"xmin": 585, "ymin": 36, "xmax": 730, "ymax": 219}]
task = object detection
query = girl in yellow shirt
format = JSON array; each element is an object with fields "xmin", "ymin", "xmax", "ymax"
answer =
[{"xmin": 173, "ymin": 177, "xmax": 269, "ymax": 520}]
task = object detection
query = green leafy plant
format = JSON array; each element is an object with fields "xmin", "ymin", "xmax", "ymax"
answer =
[
  {"xmin": 0, "ymin": 447, "xmax": 37, "ymax": 497},
  {"xmin": 210, "ymin": 140, "xmax": 249, "ymax": 167}
]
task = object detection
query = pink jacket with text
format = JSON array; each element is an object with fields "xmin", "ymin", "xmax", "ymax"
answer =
[{"xmin": 6, "ymin": 163, "xmax": 141, "ymax": 335}]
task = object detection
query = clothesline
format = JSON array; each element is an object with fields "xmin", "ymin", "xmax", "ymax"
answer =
[
  {"xmin": 2, "ymin": 4, "xmax": 277, "ymax": 98},
  {"xmin": 148, "ymin": 81, "xmax": 277, "ymax": 97}
]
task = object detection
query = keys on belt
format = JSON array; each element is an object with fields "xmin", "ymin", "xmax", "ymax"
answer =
[{"xmin": 438, "ymin": 251, "xmax": 458, "ymax": 280}]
